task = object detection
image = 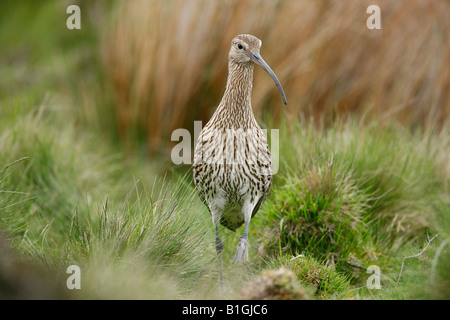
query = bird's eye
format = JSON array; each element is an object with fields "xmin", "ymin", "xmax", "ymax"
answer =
[{"xmin": 237, "ymin": 44, "xmax": 243, "ymax": 50}]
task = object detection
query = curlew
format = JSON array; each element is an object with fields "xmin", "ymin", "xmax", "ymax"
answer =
[{"xmin": 193, "ymin": 34, "xmax": 287, "ymax": 283}]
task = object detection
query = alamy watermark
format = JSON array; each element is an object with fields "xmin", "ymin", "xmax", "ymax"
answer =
[
  {"xmin": 67, "ymin": 4, "xmax": 381, "ymax": 31},
  {"xmin": 66, "ymin": 5, "xmax": 81, "ymax": 30},
  {"xmin": 171, "ymin": 121, "xmax": 280, "ymax": 175},
  {"xmin": 66, "ymin": 265, "xmax": 81, "ymax": 290},
  {"xmin": 366, "ymin": 265, "xmax": 381, "ymax": 289},
  {"xmin": 367, "ymin": 5, "xmax": 382, "ymax": 30}
]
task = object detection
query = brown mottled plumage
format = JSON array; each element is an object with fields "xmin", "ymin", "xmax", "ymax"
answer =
[{"xmin": 193, "ymin": 34, "xmax": 286, "ymax": 284}]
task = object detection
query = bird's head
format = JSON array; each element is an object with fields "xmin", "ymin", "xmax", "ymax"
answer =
[{"xmin": 229, "ymin": 34, "xmax": 287, "ymax": 105}]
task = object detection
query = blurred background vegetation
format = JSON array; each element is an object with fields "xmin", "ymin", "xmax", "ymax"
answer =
[
  {"xmin": 100, "ymin": 0, "xmax": 449, "ymax": 152},
  {"xmin": 0, "ymin": 0, "xmax": 449, "ymax": 299}
]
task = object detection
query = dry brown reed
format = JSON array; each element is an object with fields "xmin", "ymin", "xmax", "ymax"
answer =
[{"xmin": 102, "ymin": 0, "xmax": 450, "ymax": 151}]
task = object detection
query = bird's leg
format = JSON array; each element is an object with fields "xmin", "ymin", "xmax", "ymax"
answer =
[
  {"xmin": 214, "ymin": 222, "xmax": 225, "ymax": 288},
  {"xmin": 232, "ymin": 202, "xmax": 252, "ymax": 264},
  {"xmin": 232, "ymin": 225, "xmax": 249, "ymax": 264}
]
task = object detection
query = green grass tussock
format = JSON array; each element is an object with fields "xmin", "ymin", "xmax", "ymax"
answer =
[
  {"xmin": 0, "ymin": 98, "xmax": 122, "ymax": 246},
  {"xmin": 0, "ymin": 99, "xmax": 218, "ymax": 298},
  {"xmin": 251, "ymin": 118, "xmax": 449, "ymax": 298},
  {"xmin": 260, "ymin": 155, "xmax": 373, "ymax": 268},
  {"xmin": 265, "ymin": 254, "xmax": 351, "ymax": 299}
]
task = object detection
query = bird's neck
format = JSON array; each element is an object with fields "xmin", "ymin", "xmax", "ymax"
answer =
[
  {"xmin": 224, "ymin": 59, "xmax": 254, "ymax": 102},
  {"xmin": 215, "ymin": 60, "xmax": 255, "ymax": 127}
]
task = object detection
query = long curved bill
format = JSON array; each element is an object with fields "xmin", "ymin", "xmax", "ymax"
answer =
[{"xmin": 249, "ymin": 51, "xmax": 287, "ymax": 105}]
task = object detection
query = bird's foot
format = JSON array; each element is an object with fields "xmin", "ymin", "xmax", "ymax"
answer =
[{"xmin": 232, "ymin": 237, "xmax": 248, "ymax": 264}]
